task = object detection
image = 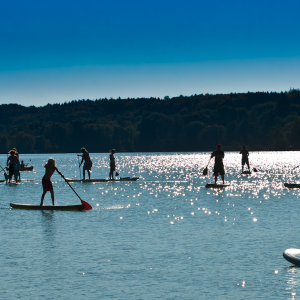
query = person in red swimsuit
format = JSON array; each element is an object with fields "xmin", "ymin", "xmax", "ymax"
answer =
[{"xmin": 40, "ymin": 158, "xmax": 59, "ymax": 206}]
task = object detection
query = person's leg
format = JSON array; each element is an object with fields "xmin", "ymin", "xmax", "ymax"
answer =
[
  {"xmin": 221, "ymin": 174, "xmax": 225, "ymax": 184},
  {"xmin": 41, "ymin": 191, "xmax": 47, "ymax": 205},
  {"xmin": 247, "ymin": 161, "xmax": 250, "ymax": 170},
  {"xmin": 50, "ymin": 190, "xmax": 55, "ymax": 205},
  {"xmin": 214, "ymin": 175, "xmax": 217, "ymax": 184},
  {"xmin": 9, "ymin": 165, "xmax": 13, "ymax": 183},
  {"xmin": 83, "ymin": 169, "xmax": 86, "ymax": 180},
  {"xmin": 87, "ymin": 170, "xmax": 91, "ymax": 180}
]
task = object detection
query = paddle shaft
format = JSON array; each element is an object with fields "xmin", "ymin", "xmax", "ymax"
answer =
[
  {"xmin": 77, "ymin": 155, "xmax": 81, "ymax": 180},
  {"xmin": 55, "ymin": 168, "xmax": 92, "ymax": 210},
  {"xmin": 57, "ymin": 169, "xmax": 83, "ymax": 201}
]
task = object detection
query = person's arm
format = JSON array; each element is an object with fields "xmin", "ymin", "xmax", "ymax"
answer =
[
  {"xmin": 55, "ymin": 167, "xmax": 64, "ymax": 178},
  {"xmin": 79, "ymin": 157, "xmax": 84, "ymax": 167}
]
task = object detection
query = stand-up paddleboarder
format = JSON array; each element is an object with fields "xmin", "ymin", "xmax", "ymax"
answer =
[
  {"xmin": 240, "ymin": 145, "xmax": 250, "ymax": 173},
  {"xmin": 211, "ymin": 144, "xmax": 225, "ymax": 184},
  {"xmin": 41, "ymin": 158, "xmax": 61, "ymax": 206},
  {"xmin": 7, "ymin": 150, "xmax": 20, "ymax": 183},
  {"xmin": 109, "ymin": 149, "xmax": 116, "ymax": 180},
  {"xmin": 78, "ymin": 147, "xmax": 92, "ymax": 180}
]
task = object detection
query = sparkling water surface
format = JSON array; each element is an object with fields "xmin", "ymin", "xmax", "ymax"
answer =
[{"xmin": 1, "ymin": 152, "xmax": 300, "ymax": 299}]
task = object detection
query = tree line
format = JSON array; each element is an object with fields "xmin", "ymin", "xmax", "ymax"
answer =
[{"xmin": 0, "ymin": 89, "xmax": 300, "ymax": 154}]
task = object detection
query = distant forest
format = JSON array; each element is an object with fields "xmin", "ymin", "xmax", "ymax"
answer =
[{"xmin": 1, "ymin": 89, "xmax": 300, "ymax": 154}]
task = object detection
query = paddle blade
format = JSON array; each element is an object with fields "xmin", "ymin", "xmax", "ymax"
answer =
[
  {"xmin": 115, "ymin": 172, "xmax": 119, "ymax": 176},
  {"xmin": 81, "ymin": 200, "xmax": 93, "ymax": 211},
  {"xmin": 253, "ymin": 168, "xmax": 258, "ymax": 172},
  {"xmin": 203, "ymin": 167, "xmax": 208, "ymax": 176}
]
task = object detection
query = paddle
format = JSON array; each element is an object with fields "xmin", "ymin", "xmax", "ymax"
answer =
[
  {"xmin": 203, "ymin": 131, "xmax": 222, "ymax": 176},
  {"xmin": 56, "ymin": 168, "xmax": 92, "ymax": 211},
  {"xmin": 77, "ymin": 155, "xmax": 81, "ymax": 180},
  {"xmin": 0, "ymin": 164, "xmax": 9, "ymax": 182}
]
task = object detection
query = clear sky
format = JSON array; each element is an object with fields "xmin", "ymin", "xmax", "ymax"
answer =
[{"xmin": 0, "ymin": 0, "xmax": 299, "ymax": 106}]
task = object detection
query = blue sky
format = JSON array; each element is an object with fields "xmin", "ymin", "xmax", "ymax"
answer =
[{"xmin": 0, "ymin": 0, "xmax": 299, "ymax": 106}]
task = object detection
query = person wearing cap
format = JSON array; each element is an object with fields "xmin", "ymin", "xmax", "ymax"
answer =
[
  {"xmin": 211, "ymin": 144, "xmax": 225, "ymax": 184},
  {"xmin": 109, "ymin": 149, "xmax": 116, "ymax": 180},
  {"xmin": 79, "ymin": 147, "xmax": 92, "ymax": 180},
  {"xmin": 240, "ymin": 145, "xmax": 250, "ymax": 173}
]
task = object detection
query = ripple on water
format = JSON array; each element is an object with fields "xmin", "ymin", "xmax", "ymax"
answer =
[{"xmin": 1, "ymin": 151, "xmax": 300, "ymax": 299}]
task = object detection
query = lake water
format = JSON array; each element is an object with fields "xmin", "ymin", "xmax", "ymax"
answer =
[{"xmin": 1, "ymin": 151, "xmax": 300, "ymax": 299}]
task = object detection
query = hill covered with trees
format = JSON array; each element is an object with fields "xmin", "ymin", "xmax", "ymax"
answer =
[{"xmin": 0, "ymin": 90, "xmax": 300, "ymax": 154}]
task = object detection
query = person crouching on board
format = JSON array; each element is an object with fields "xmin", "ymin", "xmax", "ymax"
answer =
[
  {"xmin": 211, "ymin": 144, "xmax": 225, "ymax": 184},
  {"xmin": 109, "ymin": 149, "xmax": 116, "ymax": 180},
  {"xmin": 239, "ymin": 145, "xmax": 250, "ymax": 173},
  {"xmin": 40, "ymin": 158, "xmax": 59, "ymax": 206},
  {"xmin": 78, "ymin": 147, "xmax": 92, "ymax": 180},
  {"xmin": 6, "ymin": 149, "xmax": 20, "ymax": 183}
]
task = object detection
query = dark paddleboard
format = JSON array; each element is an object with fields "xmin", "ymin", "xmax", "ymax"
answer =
[
  {"xmin": 119, "ymin": 177, "xmax": 139, "ymax": 181},
  {"xmin": 205, "ymin": 183, "xmax": 230, "ymax": 188},
  {"xmin": 284, "ymin": 183, "xmax": 300, "ymax": 188},
  {"xmin": 66, "ymin": 177, "xmax": 139, "ymax": 182},
  {"xmin": 283, "ymin": 248, "xmax": 300, "ymax": 265},
  {"xmin": 0, "ymin": 179, "xmax": 34, "ymax": 182},
  {"xmin": 10, "ymin": 203, "xmax": 85, "ymax": 211},
  {"xmin": 6, "ymin": 166, "xmax": 33, "ymax": 171},
  {"xmin": 241, "ymin": 171, "xmax": 251, "ymax": 175}
]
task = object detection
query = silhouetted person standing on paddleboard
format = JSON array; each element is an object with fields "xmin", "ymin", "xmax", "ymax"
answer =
[
  {"xmin": 109, "ymin": 149, "xmax": 116, "ymax": 180},
  {"xmin": 6, "ymin": 149, "xmax": 20, "ymax": 183},
  {"xmin": 79, "ymin": 147, "xmax": 92, "ymax": 180},
  {"xmin": 12, "ymin": 148, "xmax": 21, "ymax": 180},
  {"xmin": 240, "ymin": 145, "xmax": 250, "ymax": 173},
  {"xmin": 40, "ymin": 158, "xmax": 61, "ymax": 206},
  {"xmin": 211, "ymin": 144, "xmax": 225, "ymax": 184}
]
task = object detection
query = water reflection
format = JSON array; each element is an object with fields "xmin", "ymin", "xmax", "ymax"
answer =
[
  {"xmin": 2, "ymin": 152, "xmax": 300, "ymax": 299},
  {"xmin": 41, "ymin": 210, "xmax": 56, "ymax": 245},
  {"xmin": 285, "ymin": 266, "xmax": 300, "ymax": 299}
]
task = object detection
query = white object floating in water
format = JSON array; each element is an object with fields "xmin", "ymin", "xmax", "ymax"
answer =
[{"xmin": 283, "ymin": 248, "xmax": 300, "ymax": 265}]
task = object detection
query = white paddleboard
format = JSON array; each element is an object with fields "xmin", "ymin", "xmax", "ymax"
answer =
[{"xmin": 283, "ymin": 248, "xmax": 300, "ymax": 265}]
